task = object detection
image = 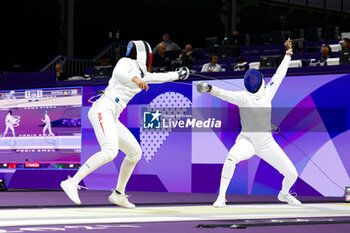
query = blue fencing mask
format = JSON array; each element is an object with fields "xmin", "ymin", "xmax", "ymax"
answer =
[{"xmin": 244, "ymin": 69, "xmax": 264, "ymax": 93}]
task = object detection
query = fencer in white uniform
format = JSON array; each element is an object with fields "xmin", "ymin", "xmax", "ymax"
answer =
[
  {"xmin": 42, "ymin": 111, "xmax": 55, "ymax": 136},
  {"xmin": 61, "ymin": 40, "xmax": 189, "ymax": 208},
  {"xmin": 197, "ymin": 39, "xmax": 301, "ymax": 207},
  {"xmin": 3, "ymin": 110, "xmax": 15, "ymax": 138}
]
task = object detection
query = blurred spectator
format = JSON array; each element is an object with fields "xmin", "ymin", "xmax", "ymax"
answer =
[
  {"xmin": 341, "ymin": 38, "xmax": 350, "ymax": 52},
  {"xmin": 98, "ymin": 55, "xmax": 112, "ymax": 66},
  {"xmin": 151, "ymin": 42, "xmax": 175, "ymax": 72},
  {"xmin": 153, "ymin": 33, "xmax": 181, "ymax": 54},
  {"xmin": 201, "ymin": 54, "xmax": 221, "ymax": 72},
  {"xmin": 313, "ymin": 44, "xmax": 333, "ymax": 66},
  {"xmin": 179, "ymin": 44, "xmax": 202, "ymax": 70},
  {"xmin": 232, "ymin": 56, "xmax": 249, "ymax": 71},
  {"xmin": 55, "ymin": 63, "xmax": 69, "ymax": 81}
]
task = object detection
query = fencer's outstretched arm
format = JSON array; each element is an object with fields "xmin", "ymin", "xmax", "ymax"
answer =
[
  {"xmin": 210, "ymin": 86, "xmax": 245, "ymax": 106},
  {"xmin": 197, "ymin": 81, "xmax": 245, "ymax": 106},
  {"xmin": 143, "ymin": 71, "xmax": 179, "ymax": 84},
  {"xmin": 265, "ymin": 39, "xmax": 293, "ymax": 100},
  {"xmin": 143, "ymin": 67, "xmax": 189, "ymax": 84},
  {"xmin": 131, "ymin": 67, "xmax": 188, "ymax": 90}
]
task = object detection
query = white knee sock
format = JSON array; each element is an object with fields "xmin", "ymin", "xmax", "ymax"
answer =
[
  {"xmin": 218, "ymin": 159, "xmax": 236, "ymax": 198},
  {"xmin": 116, "ymin": 157, "xmax": 138, "ymax": 194},
  {"xmin": 71, "ymin": 151, "xmax": 109, "ymax": 185}
]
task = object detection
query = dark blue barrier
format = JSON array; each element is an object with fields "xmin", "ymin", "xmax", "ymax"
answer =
[{"xmin": 0, "ymin": 71, "xmax": 56, "ymax": 90}]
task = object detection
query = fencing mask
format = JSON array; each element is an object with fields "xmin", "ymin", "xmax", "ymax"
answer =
[
  {"xmin": 244, "ymin": 69, "xmax": 264, "ymax": 93},
  {"xmin": 126, "ymin": 40, "xmax": 153, "ymax": 75}
]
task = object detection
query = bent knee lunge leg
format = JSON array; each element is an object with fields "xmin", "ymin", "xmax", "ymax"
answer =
[{"xmin": 261, "ymin": 142, "xmax": 298, "ymax": 194}]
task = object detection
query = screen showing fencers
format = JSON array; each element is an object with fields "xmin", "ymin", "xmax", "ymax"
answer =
[{"xmin": 0, "ymin": 87, "xmax": 82, "ymax": 169}]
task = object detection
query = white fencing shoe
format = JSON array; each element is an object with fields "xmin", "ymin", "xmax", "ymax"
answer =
[
  {"xmin": 109, "ymin": 190, "xmax": 135, "ymax": 209},
  {"xmin": 213, "ymin": 196, "xmax": 226, "ymax": 208},
  {"xmin": 278, "ymin": 192, "xmax": 302, "ymax": 206},
  {"xmin": 60, "ymin": 176, "xmax": 85, "ymax": 205}
]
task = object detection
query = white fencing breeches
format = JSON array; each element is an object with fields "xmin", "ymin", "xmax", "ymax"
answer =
[
  {"xmin": 71, "ymin": 98, "xmax": 141, "ymax": 188},
  {"xmin": 3, "ymin": 124, "xmax": 15, "ymax": 137},
  {"xmin": 219, "ymin": 134, "xmax": 298, "ymax": 196},
  {"xmin": 88, "ymin": 105, "xmax": 142, "ymax": 163},
  {"xmin": 43, "ymin": 124, "xmax": 54, "ymax": 136}
]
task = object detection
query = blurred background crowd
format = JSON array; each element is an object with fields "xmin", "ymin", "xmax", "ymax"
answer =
[{"xmin": 1, "ymin": 0, "xmax": 350, "ymax": 80}]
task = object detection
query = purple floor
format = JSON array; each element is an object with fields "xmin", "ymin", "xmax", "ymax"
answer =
[{"xmin": 0, "ymin": 189, "xmax": 344, "ymax": 207}]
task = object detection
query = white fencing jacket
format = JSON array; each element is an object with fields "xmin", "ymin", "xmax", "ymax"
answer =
[{"xmin": 104, "ymin": 57, "xmax": 179, "ymax": 111}]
